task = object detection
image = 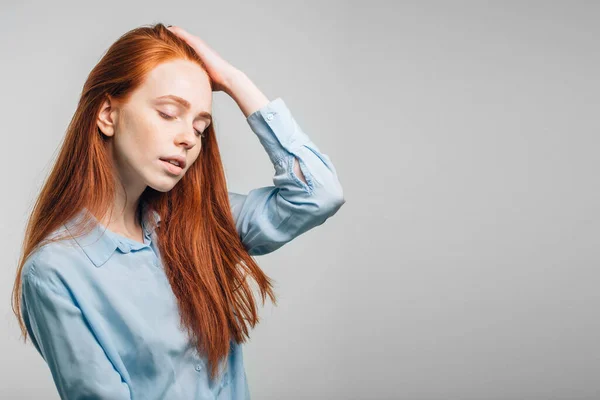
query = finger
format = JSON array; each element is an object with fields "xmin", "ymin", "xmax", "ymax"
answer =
[
  {"xmin": 168, "ymin": 26, "xmax": 199, "ymax": 47},
  {"xmin": 167, "ymin": 26, "xmax": 213, "ymax": 56},
  {"xmin": 167, "ymin": 26, "xmax": 187, "ymax": 40},
  {"xmin": 168, "ymin": 26, "xmax": 191, "ymax": 38}
]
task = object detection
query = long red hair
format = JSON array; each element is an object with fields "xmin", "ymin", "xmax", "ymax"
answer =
[{"xmin": 11, "ymin": 22, "xmax": 277, "ymax": 381}]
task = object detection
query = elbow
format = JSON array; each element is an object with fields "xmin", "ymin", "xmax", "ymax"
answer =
[
  {"xmin": 315, "ymin": 185, "xmax": 345, "ymax": 218},
  {"xmin": 328, "ymin": 187, "xmax": 346, "ymax": 213}
]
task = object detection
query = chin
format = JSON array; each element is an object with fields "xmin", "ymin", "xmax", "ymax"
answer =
[{"xmin": 147, "ymin": 178, "xmax": 181, "ymax": 193}]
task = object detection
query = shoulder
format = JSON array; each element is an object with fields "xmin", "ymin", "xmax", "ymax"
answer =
[{"xmin": 21, "ymin": 225, "xmax": 87, "ymax": 289}]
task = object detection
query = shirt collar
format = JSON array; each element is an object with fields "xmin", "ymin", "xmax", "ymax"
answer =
[{"xmin": 63, "ymin": 204, "xmax": 161, "ymax": 268}]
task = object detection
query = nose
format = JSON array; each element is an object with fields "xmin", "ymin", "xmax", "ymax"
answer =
[{"xmin": 175, "ymin": 127, "xmax": 197, "ymax": 150}]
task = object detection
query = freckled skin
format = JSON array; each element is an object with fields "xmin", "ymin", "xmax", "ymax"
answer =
[
  {"xmin": 96, "ymin": 59, "xmax": 212, "ymax": 239},
  {"xmin": 99, "ymin": 59, "xmax": 212, "ymax": 194}
]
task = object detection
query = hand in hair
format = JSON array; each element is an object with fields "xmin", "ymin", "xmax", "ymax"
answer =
[{"xmin": 167, "ymin": 25, "xmax": 241, "ymax": 94}]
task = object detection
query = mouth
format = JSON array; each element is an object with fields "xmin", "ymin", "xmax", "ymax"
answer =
[{"xmin": 159, "ymin": 158, "xmax": 184, "ymax": 175}]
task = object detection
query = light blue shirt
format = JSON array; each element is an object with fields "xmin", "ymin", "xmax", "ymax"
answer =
[{"xmin": 20, "ymin": 97, "xmax": 345, "ymax": 399}]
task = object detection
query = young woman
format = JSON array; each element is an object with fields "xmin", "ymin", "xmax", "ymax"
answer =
[{"xmin": 11, "ymin": 23, "xmax": 344, "ymax": 399}]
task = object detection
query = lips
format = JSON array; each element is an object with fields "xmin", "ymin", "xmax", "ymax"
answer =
[
  {"xmin": 159, "ymin": 155, "xmax": 186, "ymax": 169},
  {"xmin": 160, "ymin": 159, "xmax": 184, "ymax": 175}
]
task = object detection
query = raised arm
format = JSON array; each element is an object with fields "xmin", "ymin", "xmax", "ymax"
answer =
[
  {"xmin": 21, "ymin": 257, "xmax": 131, "ymax": 399},
  {"xmin": 163, "ymin": 27, "xmax": 346, "ymax": 256},
  {"xmin": 228, "ymin": 94, "xmax": 345, "ymax": 256}
]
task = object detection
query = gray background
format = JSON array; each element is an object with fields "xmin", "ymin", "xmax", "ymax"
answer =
[{"xmin": 1, "ymin": 1, "xmax": 599, "ymax": 399}]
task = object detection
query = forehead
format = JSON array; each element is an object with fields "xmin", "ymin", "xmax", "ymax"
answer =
[{"xmin": 135, "ymin": 59, "xmax": 212, "ymax": 110}]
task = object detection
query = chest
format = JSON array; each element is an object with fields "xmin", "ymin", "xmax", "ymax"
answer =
[{"xmin": 81, "ymin": 247, "xmax": 196, "ymax": 371}]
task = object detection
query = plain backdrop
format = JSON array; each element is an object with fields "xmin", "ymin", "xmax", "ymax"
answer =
[{"xmin": 1, "ymin": 1, "xmax": 600, "ymax": 399}]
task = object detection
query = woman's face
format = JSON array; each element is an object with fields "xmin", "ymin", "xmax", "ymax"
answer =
[{"xmin": 98, "ymin": 59, "xmax": 212, "ymax": 193}]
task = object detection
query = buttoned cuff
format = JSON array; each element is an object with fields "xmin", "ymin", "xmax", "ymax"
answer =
[{"xmin": 246, "ymin": 97, "xmax": 312, "ymax": 166}]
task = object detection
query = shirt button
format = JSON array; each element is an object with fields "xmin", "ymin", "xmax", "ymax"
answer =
[
  {"xmin": 266, "ymin": 113, "xmax": 274, "ymax": 121},
  {"xmin": 195, "ymin": 364, "xmax": 202, "ymax": 371}
]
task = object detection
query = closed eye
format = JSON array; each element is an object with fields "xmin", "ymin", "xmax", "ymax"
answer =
[{"xmin": 157, "ymin": 111, "xmax": 206, "ymax": 138}]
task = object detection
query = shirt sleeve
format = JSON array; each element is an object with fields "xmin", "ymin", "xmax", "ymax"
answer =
[
  {"xmin": 21, "ymin": 260, "xmax": 131, "ymax": 400},
  {"xmin": 228, "ymin": 97, "xmax": 345, "ymax": 256}
]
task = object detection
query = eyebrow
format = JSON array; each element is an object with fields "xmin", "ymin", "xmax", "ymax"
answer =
[{"xmin": 155, "ymin": 94, "xmax": 212, "ymax": 123}]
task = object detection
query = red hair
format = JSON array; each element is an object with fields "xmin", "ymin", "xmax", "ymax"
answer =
[{"xmin": 11, "ymin": 22, "xmax": 277, "ymax": 381}]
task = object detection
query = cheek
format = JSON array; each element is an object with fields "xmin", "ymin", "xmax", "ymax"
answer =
[
  {"xmin": 113, "ymin": 127, "xmax": 158, "ymax": 167},
  {"xmin": 113, "ymin": 137, "xmax": 142, "ymax": 169},
  {"xmin": 188, "ymin": 148, "xmax": 202, "ymax": 168}
]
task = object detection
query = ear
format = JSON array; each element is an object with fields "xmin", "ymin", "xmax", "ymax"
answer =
[{"xmin": 97, "ymin": 96, "xmax": 120, "ymax": 137}]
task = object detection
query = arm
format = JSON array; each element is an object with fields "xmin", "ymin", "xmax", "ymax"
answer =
[
  {"xmin": 21, "ymin": 260, "xmax": 131, "ymax": 399},
  {"xmin": 226, "ymin": 73, "xmax": 345, "ymax": 256},
  {"xmin": 162, "ymin": 28, "xmax": 345, "ymax": 255}
]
